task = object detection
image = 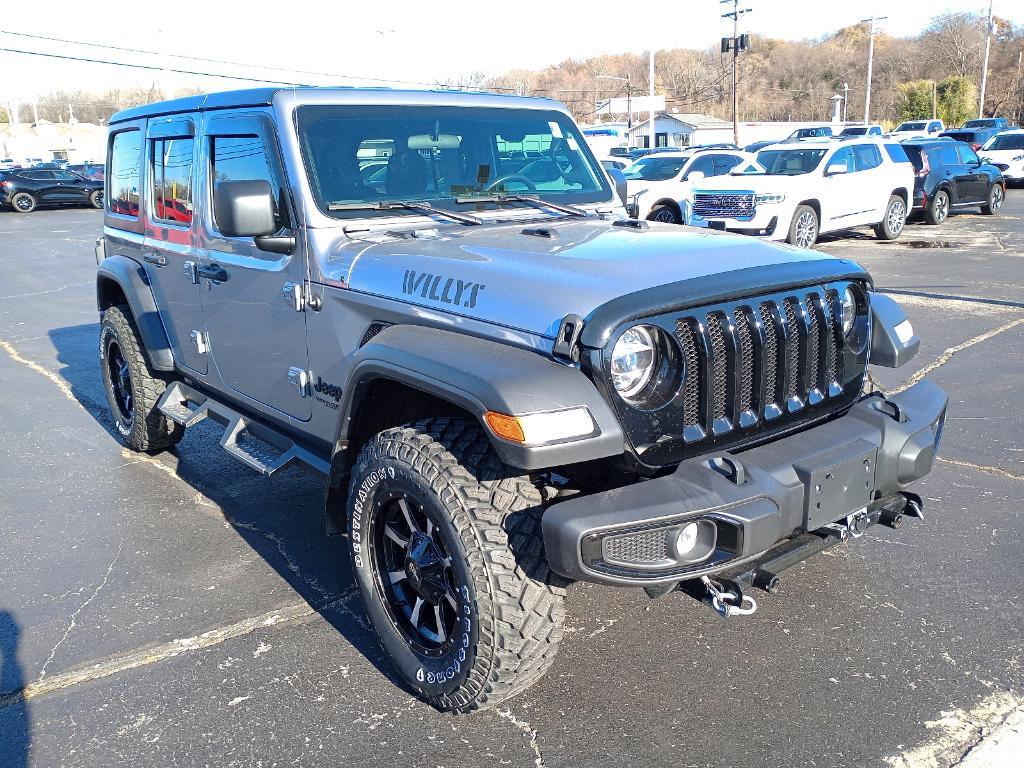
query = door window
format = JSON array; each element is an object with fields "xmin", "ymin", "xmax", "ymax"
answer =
[
  {"xmin": 52, "ymin": 170, "xmax": 80, "ymax": 181},
  {"xmin": 828, "ymin": 147, "xmax": 854, "ymax": 172},
  {"xmin": 152, "ymin": 138, "xmax": 194, "ymax": 225},
  {"xmin": 109, "ymin": 130, "xmax": 141, "ymax": 218},
  {"xmin": 684, "ymin": 155, "xmax": 716, "ymax": 179},
  {"xmin": 211, "ymin": 135, "xmax": 286, "ymax": 232},
  {"xmin": 29, "ymin": 171, "xmax": 55, "ymax": 180},
  {"xmin": 711, "ymin": 155, "xmax": 743, "ymax": 175},
  {"xmin": 931, "ymin": 146, "xmax": 960, "ymax": 167},
  {"xmin": 955, "ymin": 145, "xmax": 980, "ymax": 165},
  {"xmin": 852, "ymin": 144, "xmax": 882, "ymax": 171}
]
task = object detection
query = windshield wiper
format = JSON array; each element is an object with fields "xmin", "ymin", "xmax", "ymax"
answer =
[
  {"xmin": 453, "ymin": 193, "xmax": 587, "ymax": 217},
  {"xmin": 327, "ymin": 200, "xmax": 482, "ymax": 225}
]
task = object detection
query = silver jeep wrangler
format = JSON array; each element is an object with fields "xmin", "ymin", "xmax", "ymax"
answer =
[{"xmin": 95, "ymin": 87, "xmax": 947, "ymax": 713}]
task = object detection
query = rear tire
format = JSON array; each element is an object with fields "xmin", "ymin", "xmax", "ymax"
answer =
[
  {"xmin": 874, "ymin": 195, "xmax": 907, "ymax": 240},
  {"xmin": 981, "ymin": 183, "xmax": 1004, "ymax": 215},
  {"xmin": 347, "ymin": 417, "xmax": 565, "ymax": 713},
  {"xmin": 11, "ymin": 192, "xmax": 36, "ymax": 213},
  {"xmin": 787, "ymin": 205, "xmax": 818, "ymax": 248},
  {"xmin": 99, "ymin": 305, "xmax": 184, "ymax": 452},
  {"xmin": 648, "ymin": 203, "xmax": 682, "ymax": 224},
  {"xmin": 924, "ymin": 189, "xmax": 949, "ymax": 225}
]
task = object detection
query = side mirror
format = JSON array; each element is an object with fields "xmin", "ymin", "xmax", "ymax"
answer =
[
  {"xmin": 214, "ymin": 179, "xmax": 277, "ymax": 238},
  {"xmin": 606, "ymin": 167, "xmax": 628, "ymax": 206},
  {"xmin": 686, "ymin": 171, "xmax": 705, "ymax": 181},
  {"xmin": 825, "ymin": 163, "xmax": 848, "ymax": 176}
]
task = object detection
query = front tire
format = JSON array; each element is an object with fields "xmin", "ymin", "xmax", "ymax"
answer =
[
  {"xmin": 981, "ymin": 183, "xmax": 1004, "ymax": 215},
  {"xmin": 99, "ymin": 305, "xmax": 183, "ymax": 452},
  {"xmin": 874, "ymin": 195, "xmax": 907, "ymax": 240},
  {"xmin": 89, "ymin": 190, "xmax": 104, "ymax": 209},
  {"xmin": 924, "ymin": 189, "xmax": 949, "ymax": 225},
  {"xmin": 347, "ymin": 418, "xmax": 565, "ymax": 713},
  {"xmin": 787, "ymin": 205, "xmax": 819, "ymax": 248},
  {"xmin": 11, "ymin": 192, "xmax": 36, "ymax": 213},
  {"xmin": 648, "ymin": 203, "xmax": 682, "ymax": 224}
]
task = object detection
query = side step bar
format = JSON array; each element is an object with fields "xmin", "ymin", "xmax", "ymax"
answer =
[{"xmin": 157, "ymin": 381, "xmax": 330, "ymax": 478}]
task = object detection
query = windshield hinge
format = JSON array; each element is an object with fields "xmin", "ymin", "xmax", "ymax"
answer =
[{"xmin": 552, "ymin": 313, "xmax": 584, "ymax": 363}]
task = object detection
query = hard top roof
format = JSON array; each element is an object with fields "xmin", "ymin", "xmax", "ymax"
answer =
[{"xmin": 108, "ymin": 86, "xmax": 561, "ymax": 125}]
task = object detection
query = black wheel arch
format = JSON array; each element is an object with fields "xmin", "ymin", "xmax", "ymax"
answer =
[{"xmin": 96, "ymin": 255, "xmax": 175, "ymax": 371}]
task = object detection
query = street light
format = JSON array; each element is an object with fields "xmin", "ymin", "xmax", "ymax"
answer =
[{"xmin": 596, "ymin": 74, "xmax": 632, "ymax": 130}]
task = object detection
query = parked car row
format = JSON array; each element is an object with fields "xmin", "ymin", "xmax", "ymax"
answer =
[{"xmin": 620, "ymin": 134, "xmax": 1008, "ymax": 248}]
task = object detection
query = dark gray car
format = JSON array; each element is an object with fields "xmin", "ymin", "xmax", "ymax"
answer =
[{"xmin": 95, "ymin": 87, "xmax": 946, "ymax": 713}]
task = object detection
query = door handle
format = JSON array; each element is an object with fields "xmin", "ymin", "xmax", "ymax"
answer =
[
  {"xmin": 197, "ymin": 264, "xmax": 229, "ymax": 283},
  {"xmin": 143, "ymin": 253, "xmax": 167, "ymax": 267}
]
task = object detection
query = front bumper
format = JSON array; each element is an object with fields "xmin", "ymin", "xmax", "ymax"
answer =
[
  {"xmin": 691, "ymin": 205, "xmax": 788, "ymax": 240},
  {"xmin": 542, "ymin": 379, "xmax": 947, "ymax": 586}
]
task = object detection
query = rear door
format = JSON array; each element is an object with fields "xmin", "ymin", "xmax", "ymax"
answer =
[
  {"xmin": 141, "ymin": 116, "xmax": 208, "ymax": 375},
  {"xmin": 197, "ymin": 112, "xmax": 312, "ymax": 422}
]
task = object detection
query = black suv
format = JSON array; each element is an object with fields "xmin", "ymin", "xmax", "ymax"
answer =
[
  {"xmin": 0, "ymin": 168, "xmax": 104, "ymax": 213},
  {"xmin": 901, "ymin": 139, "xmax": 1005, "ymax": 224}
]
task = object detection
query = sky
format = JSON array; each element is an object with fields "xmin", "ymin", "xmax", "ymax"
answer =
[{"xmin": 2, "ymin": 0, "xmax": 1022, "ymax": 106}]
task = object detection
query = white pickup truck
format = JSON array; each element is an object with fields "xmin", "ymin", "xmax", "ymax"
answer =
[{"xmin": 690, "ymin": 138, "xmax": 915, "ymax": 248}]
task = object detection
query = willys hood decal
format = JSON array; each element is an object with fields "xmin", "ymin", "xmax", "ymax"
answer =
[{"xmin": 323, "ymin": 218, "xmax": 856, "ymax": 341}]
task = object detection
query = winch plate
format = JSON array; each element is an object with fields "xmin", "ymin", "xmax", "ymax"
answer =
[{"xmin": 795, "ymin": 439, "xmax": 877, "ymax": 531}]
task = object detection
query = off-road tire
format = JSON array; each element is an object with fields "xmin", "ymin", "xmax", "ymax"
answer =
[
  {"xmin": 89, "ymin": 190, "xmax": 104, "ymax": 209},
  {"xmin": 924, "ymin": 189, "xmax": 949, "ymax": 225},
  {"xmin": 648, "ymin": 203, "xmax": 682, "ymax": 224},
  {"xmin": 874, "ymin": 195, "xmax": 907, "ymax": 240},
  {"xmin": 99, "ymin": 305, "xmax": 183, "ymax": 452},
  {"xmin": 787, "ymin": 204, "xmax": 819, "ymax": 248},
  {"xmin": 347, "ymin": 417, "xmax": 565, "ymax": 713},
  {"xmin": 981, "ymin": 183, "xmax": 1004, "ymax": 215},
  {"xmin": 11, "ymin": 192, "xmax": 36, "ymax": 213}
]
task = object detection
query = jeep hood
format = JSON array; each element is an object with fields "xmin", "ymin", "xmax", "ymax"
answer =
[{"xmin": 324, "ymin": 218, "xmax": 861, "ymax": 341}]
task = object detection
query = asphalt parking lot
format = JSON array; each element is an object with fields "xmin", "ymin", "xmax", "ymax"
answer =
[{"xmin": 1, "ymin": 197, "xmax": 1022, "ymax": 768}]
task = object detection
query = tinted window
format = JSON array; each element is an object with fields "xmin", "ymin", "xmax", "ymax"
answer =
[
  {"xmin": 930, "ymin": 146, "xmax": 961, "ymax": 167},
  {"xmin": 755, "ymin": 148, "xmax": 827, "ymax": 175},
  {"xmin": 828, "ymin": 147, "xmax": 854, "ymax": 172},
  {"xmin": 884, "ymin": 144, "xmax": 911, "ymax": 163},
  {"xmin": 53, "ymin": 170, "xmax": 80, "ymax": 181},
  {"xmin": 152, "ymin": 138, "xmax": 194, "ymax": 225},
  {"xmin": 109, "ymin": 130, "xmax": 141, "ymax": 217},
  {"xmin": 956, "ymin": 144, "xmax": 980, "ymax": 165},
  {"xmin": 684, "ymin": 155, "xmax": 716, "ymax": 179},
  {"xmin": 623, "ymin": 156, "xmax": 688, "ymax": 180},
  {"xmin": 29, "ymin": 171, "xmax": 54, "ymax": 180},
  {"xmin": 986, "ymin": 134, "xmax": 1024, "ymax": 151},
  {"xmin": 712, "ymin": 154, "xmax": 743, "ymax": 175},
  {"xmin": 898, "ymin": 122, "xmax": 926, "ymax": 131},
  {"xmin": 853, "ymin": 144, "xmax": 882, "ymax": 171},
  {"xmin": 211, "ymin": 135, "xmax": 285, "ymax": 231}
]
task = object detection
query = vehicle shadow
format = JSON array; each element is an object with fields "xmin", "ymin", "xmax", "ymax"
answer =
[
  {"xmin": 0, "ymin": 611, "xmax": 30, "ymax": 768},
  {"xmin": 46, "ymin": 323, "xmax": 413, "ymax": 697}
]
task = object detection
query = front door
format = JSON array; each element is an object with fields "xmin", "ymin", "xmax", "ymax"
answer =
[
  {"xmin": 50, "ymin": 169, "xmax": 91, "ymax": 202},
  {"xmin": 954, "ymin": 144, "xmax": 987, "ymax": 202},
  {"xmin": 821, "ymin": 147, "xmax": 860, "ymax": 226},
  {"xmin": 198, "ymin": 112, "xmax": 311, "ymax": 422},
  {"xmin": 140, "ymin": 118, "xmax": 208, "ymax": 375}
]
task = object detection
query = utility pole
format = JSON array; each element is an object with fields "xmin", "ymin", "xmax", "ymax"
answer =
[
  {"xmin": 861, "ymin": 16, "xmax": 886, "ymax": 124},
  {"xmin": 648, "ymin": 48, "xmax": 656, "ymax": 149},
  {"xmin": 979, "ymin": 0, "xmax": 994, "ymax": 118},
  {"xmin": 721, "ymin": 0, "xmax": 752, "ymax": 146},
  {"xmin": 842, "ymin": 82, "xmax": 849, "ymax": 122},
  {"xmin": 932, "ymin": 80, "xmax": 937, "ymax": 120}
]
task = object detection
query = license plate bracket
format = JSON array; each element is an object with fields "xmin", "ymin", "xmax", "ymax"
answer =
[{"xmin": 794, "ymin": 439, "xmax": 878, "ymax": 531}]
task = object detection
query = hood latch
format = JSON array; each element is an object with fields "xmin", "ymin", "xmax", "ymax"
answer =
[{"xmin": 552, "ymin": 313, "xmax": 584, "ymax": 364}]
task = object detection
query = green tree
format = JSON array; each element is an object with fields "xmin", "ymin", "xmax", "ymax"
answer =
[
  {"xmin": 936, "ymin": 75, "xmax": 977, "ymax": 127},
  {"xmin": 898, "ymin": 80, "xmax": 935, "ymax": 120}
]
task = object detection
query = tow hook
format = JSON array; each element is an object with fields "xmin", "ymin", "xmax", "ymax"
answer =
[
  {"xmin": 900, "ymin": 491, "xmax": 925, "ymax": 520},
  {"xmin": 847, "ymin": 508, "xmax": 873, "ymax": 538},
  {"xmin": 699, "ymin": 575, "xmax": 758, "ymax": 618}
]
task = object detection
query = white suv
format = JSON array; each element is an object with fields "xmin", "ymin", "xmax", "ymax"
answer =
[
  {"xmin": 623, "ymin": 148, "xmax": 751, "ymax": 223},
  {"xmin": 980, "ymin": 129, "xmax": 1024, "ymax": 183},
  {"xmin": 891, "ymin": 119, "xmax": 945, "ymax": 139},
  {"xmin": 690, "ymin": 139, "xmax": 914, "ymax": 248}
]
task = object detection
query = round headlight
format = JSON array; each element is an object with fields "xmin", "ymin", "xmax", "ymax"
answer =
[
  {"xmin": 841, "ymin": 287, "xmax": 856, "ymax": 336},
  {"xmin": 611, "ymin": 325, "xmax": 658, "ymax": 399}
]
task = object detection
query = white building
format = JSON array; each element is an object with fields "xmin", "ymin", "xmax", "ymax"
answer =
[
  {"xmin": 625, "ymin": 113, "xmax": 734, "ymax": 149},
  {"xmin": 0, "ymin": 121, "xmax": 106, "ymax": 165}
]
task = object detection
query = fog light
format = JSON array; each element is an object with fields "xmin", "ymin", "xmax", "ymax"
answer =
[{"xmin": 674, "ymin": 522, "xmax": 700, "ymax": 557}]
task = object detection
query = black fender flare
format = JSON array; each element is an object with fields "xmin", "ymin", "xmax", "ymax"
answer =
[
  {"xmin": 336, "ymin": 324, "xmax": 625, "ymax": 471},
  {"xmin": 96, "ymin": 255, "xmax": 175, "ymax": 371}
]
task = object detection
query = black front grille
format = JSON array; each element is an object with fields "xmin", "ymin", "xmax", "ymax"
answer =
[
  {"xmin": 693, "ymin": 191, "xmax": 756, "ymax": 219},
  {"xmin": 599, "ymin": 281, "xmax": 866, "ymax": 467}
]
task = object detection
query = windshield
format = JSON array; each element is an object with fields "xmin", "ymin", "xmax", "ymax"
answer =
[
  {"xmin": 754, "ymin": 148, "xmax": 828, "ymax": 175},
  {"xmin": 295, "ymin": 105, "xmax": 610, "ymax": 218},
  {"xmin": 898, "ymin": 122, "xmax": 926, "ymax": 131},
  {"xmin": 985, "ymin": 134, "xmax": 1024, "ymax": 151},
  {"xmin": 840, "ymin": 127, "xmax": 868, "ymax": 136},
  {"xmin": 964, "ymin": 120, "xmax": 996, "ymax": 128},
  {"xmin": 622, "ymin": 155, "xmax": 688, "ymax": 180}
]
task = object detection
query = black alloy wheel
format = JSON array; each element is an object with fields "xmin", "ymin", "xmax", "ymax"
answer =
[{"xmin": 105, "ymin": 337, "xmax": 133, "ymax": 426}]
